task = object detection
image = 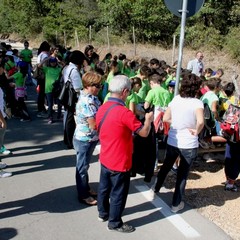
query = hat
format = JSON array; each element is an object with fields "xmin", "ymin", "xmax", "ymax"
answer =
[
  {"xmin": 168, "ymin": 80, "xmax": 176, "ymax": 87},
  {"xmin": 49, "ymin": 57, "xmax": 57, "ymax": 63}
]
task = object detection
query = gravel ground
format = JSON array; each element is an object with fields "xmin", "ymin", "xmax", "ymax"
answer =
[{"xmin": 161, "ymin": 152, "xmax": 240, "ymax": 240}]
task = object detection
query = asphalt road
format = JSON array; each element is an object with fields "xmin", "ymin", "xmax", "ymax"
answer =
[{"xmin": 0, "ymin": 86, "xmax": 232, "ymax": 239}]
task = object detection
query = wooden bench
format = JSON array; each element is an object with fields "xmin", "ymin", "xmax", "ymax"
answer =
[{"xmin": 198, "ymin": 146, "xmax": 225, "ymax": 154}]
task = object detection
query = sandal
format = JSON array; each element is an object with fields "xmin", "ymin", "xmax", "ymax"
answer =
[
  {"xmin": 89, "ymin": 189, "xmax": 98, "ymax": 197},
  {"xmin": 80, "ymin": 196, "xmax": 97, "ymax": 206}
]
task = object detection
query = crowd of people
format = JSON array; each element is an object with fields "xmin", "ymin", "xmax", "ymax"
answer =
[{"xmin": 0, "ymin": 41, "xmax": 240, "ymax": 233}]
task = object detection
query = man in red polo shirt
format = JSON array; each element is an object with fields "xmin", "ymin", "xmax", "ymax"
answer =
[{"xmin": 96, "ymin": 75, "xmax": 153, "ymax": 233}]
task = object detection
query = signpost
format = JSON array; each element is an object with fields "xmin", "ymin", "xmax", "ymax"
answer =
[{"xmin": 164, "ymin": 0, "xmax": 205, "ymax": 96}]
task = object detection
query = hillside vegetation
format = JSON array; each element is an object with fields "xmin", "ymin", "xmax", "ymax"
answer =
[{"xmin": 0, "ymin": 0, "xmax": 240, "ymax": 61}]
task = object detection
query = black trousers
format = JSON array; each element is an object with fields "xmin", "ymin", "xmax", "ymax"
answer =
[{"xmin": 63, "ymin": 104, "xmax": 76, "ymax": 149}]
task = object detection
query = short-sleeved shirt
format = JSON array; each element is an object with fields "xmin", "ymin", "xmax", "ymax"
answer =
[
  {"xmin": 168, "ymin": 95, "xmax": 204, "ymax": 149},
  {"xmin": 96, "ymin": 97, "xmax": 143, "ymax": 172},
  {"xmin": 201, "ymin": 90, "xmax": 219, "ymax": 119},
  {"xmin": 106, "ymin": 71, "xmax": 114, "ymax": 84},
  {"xmin": 12, "ymin": 72, "xmax": 25, "ymax": 87},
  {"xmin": 145, "ymin": 86, "xmax": 171, "ymax": 107},
  {"xmin": 125, "ymin": 91, "xmax": 139, "ymax": 109},
  {"xmin": 136, "ymin": 79, "xmax": 150, "ymax": 102},
  {"xmin": 62, "ymin": 63, "xmax": 82, "ymax": 91},
  {"xmin": 37, "ymin": 52, "xmax": 49, "ymax": 64},
  {"xmin": 20, "ymin": 49, "xmax": 32, "ymax": 63},
  {"xmin": 43, "ymin": 66, "xmax": 62, "ymax": 93},
  {"xmin": 4, "ymin": 60, "xmax": 15, "ymax": 72},
  {"xmin": 74, "ymin": 90, "xmax": 101, "ymax": 142}
]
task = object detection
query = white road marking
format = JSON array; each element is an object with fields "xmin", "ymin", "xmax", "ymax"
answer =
[{"xmin": 135, "ymin": 184, "xmax": 201, "ymax": 238}]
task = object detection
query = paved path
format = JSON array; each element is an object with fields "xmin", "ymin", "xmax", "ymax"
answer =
[{"xmin": 0, "ymin": 86, "xmax": 231, "ymax": 240}]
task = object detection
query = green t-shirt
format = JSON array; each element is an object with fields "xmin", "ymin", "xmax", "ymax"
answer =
[
  {"xmin": 122, "ymin": 67, "xmax": 135, "ymax": 78},
  {"xmin": 162, "ymin": 76, "xmax": 175, "ymax": 90},
  {"xmin": 125, "ymin": 91, "xmax": 138, "ymax": 109},
  {"xmin": 136, "ymin": 79, "xmax": 150, "ymax": 103},
  {"xmin": 5, "ymin": 60, "xmax": 15, "ymax": 71},
  {"xmin": 118, "ymin": 60, "xmax": 124, "ymax": 72},
  {"xmin": 20, "ymin": 49, "xmax": 32, "ymax": 63},
  {"xmin": 106, "ymin": 72, "xmax": 114, "ymax": 84},
  {"xmin": 12, "ymin": 72, "xmax": 25, "ymax": 87},
  {"xmin": 145, "ymin": 86, "xmax": 171, "ymax": 107},
  {"xmin": 43, "ymin": 66, "xmax": 61, "ymax": 93},
  {"xmin": 103, "ymin": 92, "xmax": 110, "ymax": 103}
]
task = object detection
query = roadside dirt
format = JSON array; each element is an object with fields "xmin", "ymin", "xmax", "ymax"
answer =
[{"xmin": 162, "ymin": 152, "xmax": 240, "ymax": 240}]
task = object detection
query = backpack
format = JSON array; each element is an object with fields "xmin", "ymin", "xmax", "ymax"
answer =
[
  {"xmin": 153, "ymin": 106, "xmax": 170, "ymax": 136},
  {"xmin": 203, "ymin": 103, "xmax": 215, "ymax": 134},
  {"xmin": 220, "ymin": 104, "xmax": 240, "ymax": 142}
]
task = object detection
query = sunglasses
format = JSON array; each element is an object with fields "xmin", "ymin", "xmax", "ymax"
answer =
[{"xmin": 92, "ymin": 83, "xmax": 103, "ymax": 89}]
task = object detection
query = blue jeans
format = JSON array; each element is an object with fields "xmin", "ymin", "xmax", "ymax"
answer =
[
  {"xmin": 73, "ymin": 138, "xmax": 98, "ymax": 199},
  {"xmin": 46, "ymin": 93, "xmax": 54, "ymax": 118},
  {"xmin": 97, "ymin": 164, "xmax": 130, "ymax": 229},
  {"xmin": 155, "ymin": 144, "xmax": 198, "ymax": 206}
]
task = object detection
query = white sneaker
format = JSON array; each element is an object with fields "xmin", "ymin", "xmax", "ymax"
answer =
[
  {"xmin": 0, "ymin": 163, "xmax": 8, "ymax": 169},
  {"xmin": 147, "ymin": 187, "xmax": 156, "ymax": 201},
  {"xmin": 0, "ymin": 145, "xmax": 11, "ymax": 155},
  {"xmin": 0, "ymin": 170, "xmax": 12, "ymax": 178},
  {"xmin": 171, "ymin": 201, "xmax": 184, "ymax": 213}
]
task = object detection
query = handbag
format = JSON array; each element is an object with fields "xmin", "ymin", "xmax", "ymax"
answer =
[{"xmin": 58, "ymin": 68, "xmax": 76, "ymax": 107}]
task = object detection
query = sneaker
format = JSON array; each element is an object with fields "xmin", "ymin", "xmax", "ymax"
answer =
[
  {"xmin": 0, "ymin": 170, "xmax": 12, "ymax": 178},
  {"xmin": 107, "ymin": 223, "xmax": 135, "ymax": 233},
  {"xmin": 199, "ymin": 139, "xmax": 209, "ymax": 149},
  {"xmin": 0, "ymin": 162, "xmax": 8, "ymax": 169},
  {"xmin": 98, "ymin": 216, "xmax": 108, "ymax": 222},
  {"xmin": 147, "ymin": 187, "xmax": 156, "ymax": 201},
  {"xmin": 47, "ymin": 118, "xmax": 53, "ymax": 124},
  {"xmin": 0, "ymin": 146, "xmax": 11, "ymax": 155},
  {"xmin": 171, "ymin": 201, "xmax": 185, "ymax": 213},
  {"xmin": 225, "ymin": 183, "xmax": 237, "ymax": 192}
]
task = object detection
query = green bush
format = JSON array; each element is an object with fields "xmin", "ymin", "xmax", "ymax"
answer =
[
  {"xmin": 184, "ymin": 24, "xmax": 224, "ymax": 50},
  {"xmin": 224, "ymin": 27, "xmax": 240, "ymax": 62}
]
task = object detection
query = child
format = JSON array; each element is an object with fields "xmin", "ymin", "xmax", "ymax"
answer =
[
  {"xmin": 132, "ymin": 65, "xmax": 152, "ymax": 103},
  {"xmin": 200, "ymin": 78, "xmax": 225, "ymax": 149},
  {"xmin": 125, "ymin": 77, "xmax": 143, "ymax": 116},
  {"xmin": 20, "ymin": 41, "xmax": 33, "ymax": 85},
  {"xmin": 144, "ymin": 73, "xmax": 171, "ymax": 171},
  {"xmin": 144, "ymin": 73, "xmax": 171, "ymax": 110},
  {"xmin": 39, "ymin": 57, "xmax": 62, "ymax": 124},
  {"xmin": 8, "ymin": 61, "xmax": 31, "ymax": 122}
]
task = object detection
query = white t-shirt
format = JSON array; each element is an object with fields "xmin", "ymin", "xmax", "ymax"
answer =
[
  {"xmin": 37, "ymin": 52, "xmax": 49, "ymax": 64},
  {"xmin": 62, "ymin": 62, "xmax": 82, "ymax": 91},
  {"xmin": 167, "ymin": 95, "xmax": 204, "ymax": 149}
]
